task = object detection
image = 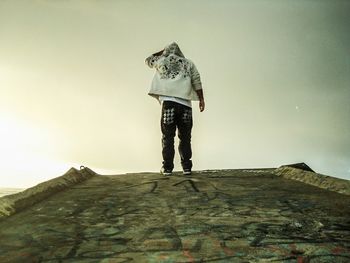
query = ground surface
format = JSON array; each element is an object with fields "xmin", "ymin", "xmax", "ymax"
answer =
[
  {"xmin": 0, "ymin": 169, "xmax": 349, "ymax": 262},
  {"xmin": 0, "ymin": 188, "xmax": 24, "ymax": 198}
]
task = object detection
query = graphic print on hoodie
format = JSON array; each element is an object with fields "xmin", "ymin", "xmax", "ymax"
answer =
[{"xmin": 145, "ymin": 42, "xmax": 202, "ymax": 101}]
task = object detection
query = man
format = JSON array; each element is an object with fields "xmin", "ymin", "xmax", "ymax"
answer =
[{"xmin": 145, "ymin": 42, "xmax": 205, "ymax": 176}]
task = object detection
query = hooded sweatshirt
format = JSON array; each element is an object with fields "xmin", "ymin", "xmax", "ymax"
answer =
[{"xmin": 145, "ymin": 42, "xmax": 202, "ymax": 102}]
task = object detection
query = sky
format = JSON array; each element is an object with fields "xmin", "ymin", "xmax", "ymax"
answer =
[{"xmin": 0, "ymin": 0, "xmax": 349, "ymax": 188}]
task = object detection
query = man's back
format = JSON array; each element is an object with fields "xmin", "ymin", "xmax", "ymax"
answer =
[{"xmin": 145, "ymin": 42, "xmax": 203, "ymax": 103}]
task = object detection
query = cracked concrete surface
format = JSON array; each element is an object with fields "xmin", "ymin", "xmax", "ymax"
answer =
[
  {"xmin": 0, "ymin": 167, "xmax": 95, "ymax": 218},
  {"xmin": 0, "ymin": 169, "xmax": 349, "ymax": 262}
]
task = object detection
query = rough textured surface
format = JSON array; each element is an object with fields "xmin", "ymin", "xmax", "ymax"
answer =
[
  {"xmin": 0, "ymin": 167, "xmax": 96, "ymax": 218},
  {"xmin": 274, "ymin": 166, "xmax": 350, "ymax": 196},
  {"xmin": 0, "ymin": 188, "xmax": 24, "ymax": 198},
  {"xmin": 0, "ymin": 169, "xmax": 349, "ymax": 262},
  {"xmin": 280, "ymin": 163, "xmax": 315, "ymax": 173}
]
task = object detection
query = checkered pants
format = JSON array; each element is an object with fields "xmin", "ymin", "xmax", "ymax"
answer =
[{"xmin": 161, "ymin": 101, "xmax": 193, "ymax": 171}]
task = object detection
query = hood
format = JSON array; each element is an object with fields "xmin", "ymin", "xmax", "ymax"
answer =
[{"xmin": 163, "ymin": 42, "xmax": 185, "ymax": 58}]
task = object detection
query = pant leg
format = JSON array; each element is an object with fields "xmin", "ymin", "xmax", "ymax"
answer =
[
  {"xmin": 161, "ymin": 102, "xmax": 177, "ymax": 171},
  {"xmin": 177, "ymin": 105, "xmax": 193, "ymax": 170}
]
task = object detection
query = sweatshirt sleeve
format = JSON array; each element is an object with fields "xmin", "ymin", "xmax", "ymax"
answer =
[
  {"xmin": 145, "ymin": 54, "xmax": 161, "ymax": 69},
  {"xmin": 190, "ymin": 63, "xmax": 202, "ymax": 91}
]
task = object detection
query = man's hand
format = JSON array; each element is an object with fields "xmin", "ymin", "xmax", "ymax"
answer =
[
  {"xmin": 199, "ymin": 99, "xmax": 205, "ymax": 112},
  {"xmin": 195, "ymin": 89, "xmax": 205, "ymax": 112}
]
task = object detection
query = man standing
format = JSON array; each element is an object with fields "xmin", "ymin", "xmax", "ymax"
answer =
[{"xmin": 145, "ymin": 42, "xmax": 205, "ymax": 176}]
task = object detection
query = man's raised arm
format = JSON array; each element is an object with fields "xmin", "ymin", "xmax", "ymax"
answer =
[{"xmin": 145, "ymin": 49, "xmax": 164, "ymax": 68}]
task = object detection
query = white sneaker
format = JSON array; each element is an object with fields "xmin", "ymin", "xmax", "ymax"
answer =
[
  {"xmin": 183, "ymin": 169, "xmax": 192, "ymax": 175},
  {"xmin": 160, "ymin": 167, "xmax": 172, "ymax": 176}
]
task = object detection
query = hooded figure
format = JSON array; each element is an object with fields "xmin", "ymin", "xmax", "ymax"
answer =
[
  {"xmin": 145, "ymin": 42, "xmax": 202, "ymax": 103},
  {"xmin": 145, "ymin": 42, "xmax": 205, "ymax": 176}
]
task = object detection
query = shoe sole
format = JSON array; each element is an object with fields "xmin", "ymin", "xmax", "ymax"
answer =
[
  {"xmin": 183, "ymin": 171, "xmax": 192, "ymax": 175},
  {"xmin": 160, "ymin": 170, "xmax": 172, "ymax": 176}
]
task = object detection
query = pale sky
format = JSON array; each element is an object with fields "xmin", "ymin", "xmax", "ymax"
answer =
[{"xmin": 0, "ymin": 0, "xmax": 349, "ymax": 188}]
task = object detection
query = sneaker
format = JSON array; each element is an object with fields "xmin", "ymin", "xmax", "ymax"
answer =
[
  {"xmin": 160, "ymin": 167, "xmax": 172, "ymax": 176},
  {"xmin": 183, "ymin": 169, "xmax": 192, "ymax": 175}
]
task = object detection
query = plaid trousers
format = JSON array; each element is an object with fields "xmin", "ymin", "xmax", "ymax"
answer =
[{"xmin": 161, "ymin": 101, "xmax": 193, "ymax": 171}]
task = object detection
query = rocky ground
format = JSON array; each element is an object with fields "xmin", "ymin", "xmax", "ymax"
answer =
[
  {"xmin": 0, "ymin": 169, "xmax": 349, "ymax": 262},
  {"xmin": 0, "ymin": 188, "xmax": 24, "ymax": 198}
]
